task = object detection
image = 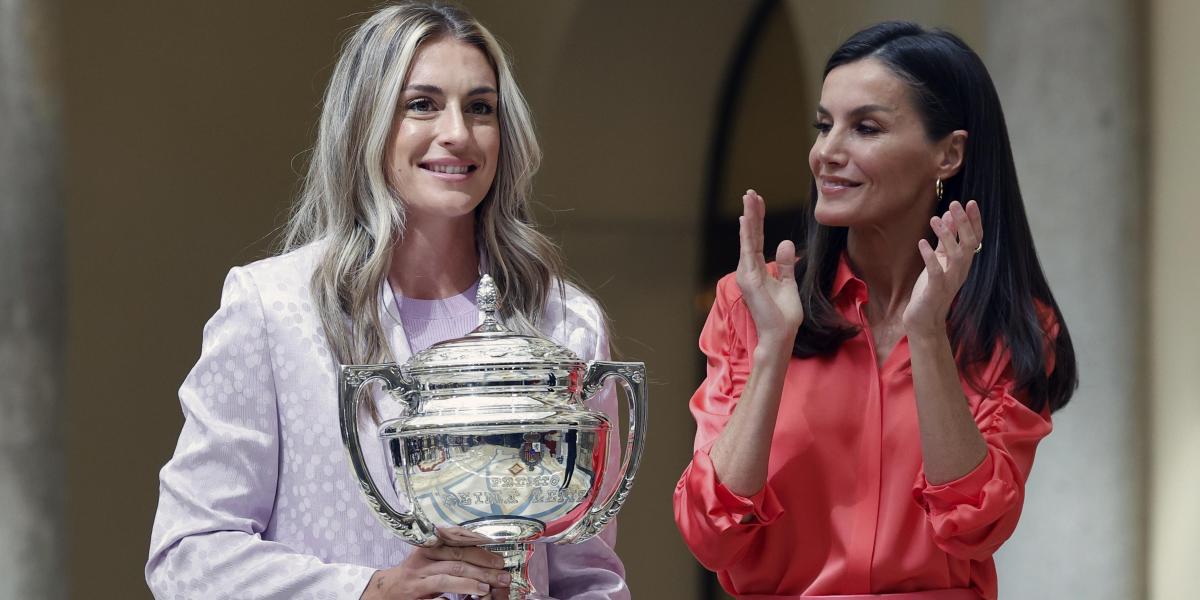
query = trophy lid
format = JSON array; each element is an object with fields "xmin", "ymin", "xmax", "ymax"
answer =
[{"xmin": 403, "ymin": 274, "xmax": 584, "ymax": 376}]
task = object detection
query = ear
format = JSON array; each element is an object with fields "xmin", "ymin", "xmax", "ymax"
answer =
[{"xmin": 935, "ymin": 129, "xmax": 968, "ymax": 180}]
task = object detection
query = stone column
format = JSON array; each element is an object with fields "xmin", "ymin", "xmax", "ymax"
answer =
[
  {"xmin": 1147, "ymin": 1, "xmax": 1200, "ymax": 597},
  {"xmin": 984, "ymin": 1, "xmax": 1143, "ymax": 598},
  {"xmin": 0, "ymin": 0, "xmax": 66, "ymax": 598}
]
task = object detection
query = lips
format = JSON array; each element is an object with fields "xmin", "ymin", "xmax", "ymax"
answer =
[
  {"xmin": 418, "ymin": 158, "xmax": 479, "ymax": 181},
  {"xmin": 818, "ymin": 175, "xmax": 862, "ymax": 196},
  {"xmin": 421, "ymin": 163, "xmax": 476, "ymax": 175},
  {"xmin": 819, "ymin": 175, "xmax": 861, "ymax": 188}
]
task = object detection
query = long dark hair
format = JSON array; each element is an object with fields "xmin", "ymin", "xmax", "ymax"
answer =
[{"xmin": 793, "ymin": 21, "xmax": 1078, "ymax": 413}]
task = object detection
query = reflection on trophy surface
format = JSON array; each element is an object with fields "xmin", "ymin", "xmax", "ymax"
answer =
[{"xmin": 339, "ymin": 275, "xmax": 647, "ymax": 600}]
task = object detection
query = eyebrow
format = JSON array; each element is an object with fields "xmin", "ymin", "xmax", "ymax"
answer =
[
  {"xmin": 816, "ymin": 103, "xmax": 896, "ymax": 117},
  {"xmin": 404, "ymin": 83, "xmax": 498, "ymax": 96}
]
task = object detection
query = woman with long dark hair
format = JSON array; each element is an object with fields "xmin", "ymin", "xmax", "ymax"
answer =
[{"xmin": 674, "ymin": 21, "xmax": 1077, "ymax": 600}]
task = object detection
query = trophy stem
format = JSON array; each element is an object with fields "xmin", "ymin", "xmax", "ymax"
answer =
[{"xmin": 482, "ymin": 542, "xmax": 545, "ymax": 600}]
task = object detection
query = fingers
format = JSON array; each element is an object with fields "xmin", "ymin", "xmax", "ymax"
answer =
[
  {"xmin": 424, "ymin": 559, "xmax": 511, "ymax": 589},
  {"xmin": 739, "ymin": 189, "xmax": 765, "ymax": 261},
  {"xmin": 436, "ymin": 526, "xmax": 495, "ymax": 547},
  {"xmin": 949, "ymin": 201, "xmax": 978, "ymax": 253},
  {"xmin": 930, "ymin": 213, "xmax": 960, "ymax": 260},
  {"xmin": 414, "ymin": 573, "xmax": 495, "ymax": 597},
  {"xmin": 965, "ymin": 199, "xmax": 983, "ymax": 242},
  {"xmin": 941, "ymin": 200, "xmax": 983, "ymax": 245},
  {"xmin": 775, "ymin": 240, "xmax": 798, "ymax": 281},
  {"xmin": 917, "ymin": 238, "xmax": 944, "ymax": 282},
  {"xmin": 423, "ymin": 545, "xmax": 506, "ymax": 569}
]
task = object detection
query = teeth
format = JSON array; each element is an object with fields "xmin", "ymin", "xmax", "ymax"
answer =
[{"xmin": 426, "ymin": 164, "xmax": 470, "ymax": 174}]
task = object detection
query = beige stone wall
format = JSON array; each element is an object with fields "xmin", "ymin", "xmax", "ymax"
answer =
[{"xmin": 1148, "ymin": 1, "xmax": 1200, "ymax": 598}]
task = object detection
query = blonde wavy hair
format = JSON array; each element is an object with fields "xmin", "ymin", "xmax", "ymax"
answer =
[{"xmin": 282, "ymin": 2, "xmax": 566, "ymax": 365}]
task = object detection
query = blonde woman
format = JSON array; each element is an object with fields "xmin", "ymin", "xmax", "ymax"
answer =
[{"xmin": 145, "ymin": 4, "xmax": 629, "ymax": 599}]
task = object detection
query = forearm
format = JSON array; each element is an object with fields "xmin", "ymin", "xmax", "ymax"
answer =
[
  {"xmin": 709, "ymin": 337, "xmax": 793, "ymax": 497},
  {"xmin": 907, "ymin": 328, "xmax": 988, "ymax": 484},
  {"xmin": 148, "ymin": 529, "xmax": 376, "ymax": 599}
]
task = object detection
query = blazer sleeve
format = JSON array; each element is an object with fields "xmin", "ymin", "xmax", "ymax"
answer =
[
  {"xmin": 672, "ymin": 275, "xmax": 784, "ymax": 572},
  {"xmin": 911, "ymin": 317, "xmax": 1060, "ymax": 561},
  {"xmin": 145, "ymin": 267, "xmax": 376, "ymax": 599},
  {"xmin": 544, "ymin": 294, "xmax": 630, "ymax": 599}
]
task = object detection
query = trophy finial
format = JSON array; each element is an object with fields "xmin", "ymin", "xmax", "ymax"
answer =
[
  {"xmin": 478, "ymin": 274, "xmax": 498, "ymax": 314},
  {"xmin": 475, "ymin": 274, "xmax": 504, "ymax": 333}
]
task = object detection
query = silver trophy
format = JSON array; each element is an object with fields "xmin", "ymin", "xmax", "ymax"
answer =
[{"xmin": 339, "ymin": 275, "xmax": 647, "ymax": 599}]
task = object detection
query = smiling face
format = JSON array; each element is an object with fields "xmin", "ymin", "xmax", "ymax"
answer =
[
  {"xmin": 387, "ymin": 36, "xmax": 501, "ymax": 226},
  {"xmin": 808, "ymin": 58, "xmax": 963, "ymax": 228}
]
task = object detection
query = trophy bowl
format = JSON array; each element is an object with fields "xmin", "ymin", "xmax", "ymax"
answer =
[{"xmin": 339, "ymin": 275, "xmax": 647, "ymax": 599}]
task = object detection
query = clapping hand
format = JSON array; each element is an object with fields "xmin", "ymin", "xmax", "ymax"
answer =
[
  {"xmin": 903, "ymin": 200, "xmax": 983, "ymax": 337},
  {"xmin": 735, "ymin": 190, "xmax": 804, "ymax": 348}
]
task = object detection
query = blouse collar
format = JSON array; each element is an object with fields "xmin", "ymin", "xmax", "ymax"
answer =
[{"xmin": 831, "ymin": 252, "xmax": 867, "ymax": 303}]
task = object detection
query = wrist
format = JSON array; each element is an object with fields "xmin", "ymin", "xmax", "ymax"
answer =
[
  {"xmin": 752, "ymin": 337, "xmax": 794, "ymax": 365},
  {"xmin": 360, "ymin": 571, "xmax": 382, "ymax": 600},
  {"xmin": 906, "ymin": 324, "xmax": 949, "ymax": 346}
]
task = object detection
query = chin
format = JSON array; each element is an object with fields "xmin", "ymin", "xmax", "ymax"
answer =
[
  {"xmin": 434, "ymin": 190, "xmax": 487, "ymax": 210},
  {"xmin": 812, "ymin": 197, "xmax": 856, "ymax": 227},
  {"xmin": 406, "ymin": 194, "xmax": 486, "ymax": 223}
]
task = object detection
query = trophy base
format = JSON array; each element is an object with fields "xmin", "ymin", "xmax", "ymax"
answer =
[{"xmin": 481, "ymin": 541, "xmax": 548, "ymax": 600}]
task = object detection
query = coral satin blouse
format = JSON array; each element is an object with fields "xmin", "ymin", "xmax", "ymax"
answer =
[{"xmin": 674, "ymin": 258, "xmax": 1056, "ymax": 600}]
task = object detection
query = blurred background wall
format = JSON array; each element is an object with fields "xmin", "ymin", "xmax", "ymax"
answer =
[{"xmin": 0, "ymin": 0, "xmax": 1195, "ymax": 598}]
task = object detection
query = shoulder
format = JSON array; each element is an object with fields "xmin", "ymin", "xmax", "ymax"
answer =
[
  {"xmin": 543, "ymin": 280, "xmax": 604, "ymax": 331},
  {"xmin": 236, "ymin": 243, "xmax": 322, "ymax": 290},
  {"xmin": 211, "ymin": 243, "xmax": 324, "ymax": 323},
  {"xmin": 540, "ymin": 280, "xmax": 607, "ymax": 358},
  {"xmin": 972, "ymin": 298, "xmax": 1064, "ymax": 387}
]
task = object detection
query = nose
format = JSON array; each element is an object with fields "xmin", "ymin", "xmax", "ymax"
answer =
[
  {"xmin": 814, "ymin": 127, "xmax": 847, "ymax": 168},
  {"xmin": 435, "ymin": 107, "xmax": 470, "ymax": 148}
]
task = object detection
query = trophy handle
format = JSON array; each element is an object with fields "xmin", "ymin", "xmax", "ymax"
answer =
[
  {"xmin": 561, "ymin": 361, "xmax": 648, "ymax": 544},
  {"xmin": 338, "ymin": 364, "xmax": 437, "ymax": 547}
]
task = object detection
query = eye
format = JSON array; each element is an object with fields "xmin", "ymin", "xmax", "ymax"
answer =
[
  {"xmin": 856, "ymin": 121, "xmax": 882, "ymax": 135},
  {"xmin": 406, "ymin": 98, "xmax": 436, "ymax": 113},
  {"xmin": 467, "ymin": 100, "xmax": 496, "ymax": 116},
  {"xmin": 811, "ymin": 120, "xmax": 832, "ymax": 134}
]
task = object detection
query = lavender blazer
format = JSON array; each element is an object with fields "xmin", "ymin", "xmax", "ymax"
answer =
[{"xmin": 146, "ymin": 244, "xmax": 629, "ymax": 599}]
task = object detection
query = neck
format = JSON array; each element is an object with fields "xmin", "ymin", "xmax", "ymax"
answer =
[
  {"xmin": 846, "ymin": 208, "xmax": 928, "ymax": 321},
  {"xmin": 389, "ymin": 214, "xmax": 479, "ymax": 300}
]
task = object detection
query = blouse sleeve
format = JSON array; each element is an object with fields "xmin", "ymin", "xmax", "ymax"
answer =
[
  {"xmin": 145, "ymin": 267, "xmax": 376, "ymax": 599},
  {"xmin": 672, "ymin": 275, "xmax": 785, "ymax": 572},
  {"xmin": 545, "ymin": 295, "xmax": 630, "ymax": 599},
  {"xmin": 911, "ymin": 318, "xmax": 1060, "ymax": 561}
]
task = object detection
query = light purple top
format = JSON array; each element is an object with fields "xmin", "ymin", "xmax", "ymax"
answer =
[
  {"xmin": 146, "ymin": 244, "xmax": 629, "ymax": 599},
  {"xmin": 393, "ymin": 279, "xmax": 479, "ymax": 354}
]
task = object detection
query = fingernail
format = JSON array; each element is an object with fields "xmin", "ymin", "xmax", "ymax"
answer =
[
  {"xmin": 499, "ymin": 573, "xmax": 512, "ymax": 585},
  {"xmin": 479, "ymin": 583, "xmax": 491, "ymax": 594}
]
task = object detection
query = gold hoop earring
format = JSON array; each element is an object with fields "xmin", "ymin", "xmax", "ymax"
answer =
[{"xmin": 935, "ymin": 178, "xmax": 944, "ymax": 203}]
